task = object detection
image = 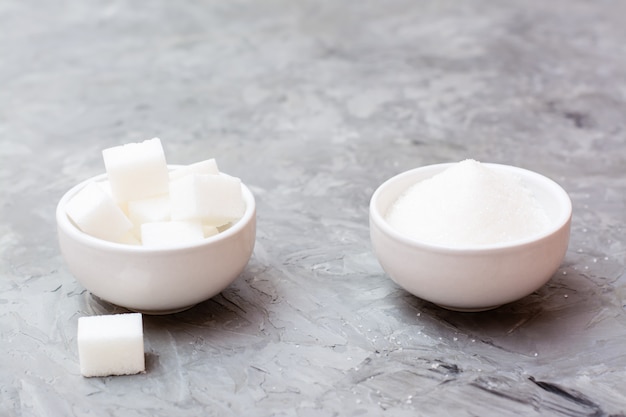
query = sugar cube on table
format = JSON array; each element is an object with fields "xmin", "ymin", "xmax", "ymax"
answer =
[
  {"xmin": 170, "ymin": 173, "xmax": 245, "ymax": 226},
  {"xmin": 141, "ymin": 220, "xmax": 205, "ymax": 247},
  {"xmin": 169, "ymin": 159, "xmax": 219, "ymax": 181},
  {"xmin": 65, "ymin": 181, "xmax": 133, "ymax": 243},
  {"xmin": 77, "ymin": 313, "xmax": 145, "ymax": 377},
  {"xmin": 102, "ymin": 137, "xmax": 169, "ymax": 203}
]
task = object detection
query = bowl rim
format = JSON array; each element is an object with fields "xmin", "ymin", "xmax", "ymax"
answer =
[
  {"xmin": 370, "ymin": 162, "xmax": 572, "ymax": 254},
  {"xmin": 56, "ymin": 165, "xmax": 256, "ymax": 254}
]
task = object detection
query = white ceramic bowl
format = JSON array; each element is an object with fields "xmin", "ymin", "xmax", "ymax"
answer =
[
  {"xmin": 369, "ymin": 163, "xmax": 572, "ymax": 311},
  {"xmin": 56, "ymin": 169, "xmax": 256, "ymax": 314}
]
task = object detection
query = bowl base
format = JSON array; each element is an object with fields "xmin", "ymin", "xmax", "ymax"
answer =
[
  {"xmin": 435, "ymin": 303, "xmax": 502, "ymax": 312},
  {"xmin": 128, "ymin": 304, "xmax": 198, "ymax": 315},
  {"xmin": 88, "ymin": 293, "xmax": 199, "ymax": 315}
]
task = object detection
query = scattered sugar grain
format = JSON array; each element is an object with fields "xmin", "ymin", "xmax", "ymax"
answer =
[{"xmin": 385, "ymin": 160, "xmax": 550, "ymax": 247}]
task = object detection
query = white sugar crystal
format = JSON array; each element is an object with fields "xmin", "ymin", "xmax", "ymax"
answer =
[
  {"xmin": 170, "ymin": 173, "xmax": 245, "ymax": 226},
  {"xmin": 385, "ymin": 159, "xmax": 550, "ymax": 247},
  {"xmin": 141, "ymin": 220, "xmax": 204, "ymax": 247},
  {"xmin": 102, "ymin": 138, "xmax": 169, "ymax": 203},
  {"xmin": 66, "ymin": 182, "xmax": 133, "ymax": 242},
  {"xmin": 77, "ymin": 313, "xmax": 145, "ymax": 377},
  {"xmin": 169, "ymin": 159, "xmax": 219, "ymax": 181}
]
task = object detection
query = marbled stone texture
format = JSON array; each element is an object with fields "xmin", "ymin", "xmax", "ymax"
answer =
[{"xmin": 1, "ymin": 0, "xmax": 625, "ymax": 416}]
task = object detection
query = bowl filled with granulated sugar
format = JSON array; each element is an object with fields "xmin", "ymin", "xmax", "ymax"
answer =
[{"xmin": 369, "ymin": 160, "xmax": 571, "ymax": 311}]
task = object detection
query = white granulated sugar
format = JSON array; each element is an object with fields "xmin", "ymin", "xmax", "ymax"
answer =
[{"xmin": 385, "ymin": 160, "xmax": 550, "ymax": 247}]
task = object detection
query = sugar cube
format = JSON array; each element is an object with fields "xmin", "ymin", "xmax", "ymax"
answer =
[
  {"xmin": 169, "ymin": 159, "xmax": 219, "ymax": 181},
  {"xmin": 96, "ymin": 179, "xmax": 128, "ymax": 214},
  {"xmin": 70, "ymin": 139, "xmax": 247, "ymax": 246},
  {"xmin": 203, "ymin": 224, "xmax": 219, "ymax": 238},
  {"xmin": 102, "ymin": 138, "xmax": 169, "ymax": 203},
  {"xmin": 77, "ymin": 313, "xmax": 145, "ymax": 377},
  {"xmin": 141, "ymin": 220, "xmax": 204, "ymax": 247},
  {"xmin": 127, "ymin": 194, "xmax": 171, "ymax": 239},
  {"xmin": 65, "ymin": 182, "xmax": 133, "ymax": 242},
  {"xmin": 117, "ymin": 231, "xmax": 142, "ymax": 246},
  {"xmin": 170, "ymin": 173, "xmax": 245, "ymax": 226},
  {"xmin": 95, "ymin": 179, "xmax": 113, "ymax": 198}
]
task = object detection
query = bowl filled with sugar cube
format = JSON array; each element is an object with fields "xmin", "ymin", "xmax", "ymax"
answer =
[
  {"xmin": 56, "ymin": 138, "xmax": 256, "ymax": 314},
  {"xmin": 369, "ymin": 160, "xmax": 572, "ymax": 312}
]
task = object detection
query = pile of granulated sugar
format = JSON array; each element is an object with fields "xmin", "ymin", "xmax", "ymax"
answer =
[{"xmin": 385, "ymin": 159, "xmax": 550, "ymax": 247}]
